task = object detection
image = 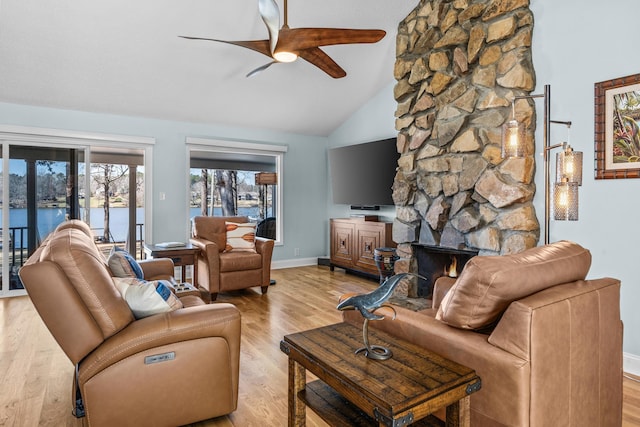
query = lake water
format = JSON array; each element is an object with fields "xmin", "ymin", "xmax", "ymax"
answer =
[{"xmin": 4, "ymin": 206, "xmax": 268, "ymax": 248}]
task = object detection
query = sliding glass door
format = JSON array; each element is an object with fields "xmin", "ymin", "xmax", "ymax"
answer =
[
  {"xmin": 0, "ymin": 132, "xmax": 151, "ymax": 297},
  {"xmin": 0, "ymin": 145, "xmax": 84, "ymax": 292},
  {"xmin": 85, "ymin": 147, "xmax": 145, "ymax": 259}
]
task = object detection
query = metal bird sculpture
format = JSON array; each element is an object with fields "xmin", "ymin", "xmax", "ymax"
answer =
[
  {"xmin": 337, "ymin": 273, "xmax": 417, "ymax": 320},
  {"xmin": 337, "ymin": 273, "xmax": 427, "ymax": 360}
]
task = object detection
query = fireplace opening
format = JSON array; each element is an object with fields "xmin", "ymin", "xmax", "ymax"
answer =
[{"xmin": 413, "ymin": 245, "xmax": 478, "ymax": 297}]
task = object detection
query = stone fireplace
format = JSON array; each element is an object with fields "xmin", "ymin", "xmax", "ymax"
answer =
[{"xmin": 391, "ymin": 0, "xmax": 541, "ymax": 279}]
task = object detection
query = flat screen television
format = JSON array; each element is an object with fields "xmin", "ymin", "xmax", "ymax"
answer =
[{"xmin": 328, "ymin": 138, "xmax": 398, "ymax": 209}]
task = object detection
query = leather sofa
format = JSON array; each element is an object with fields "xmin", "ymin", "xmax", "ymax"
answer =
[
  {"xmin": 19, "ymin": 220, "xmax": 241, "ymax": 426},
  {"xmin": 190, "ymin": 215, "xmax": 274, "ymax": 301},
  {"xmin": 342, "ymin": 241, "xmax": 623, "ymax": 426}
]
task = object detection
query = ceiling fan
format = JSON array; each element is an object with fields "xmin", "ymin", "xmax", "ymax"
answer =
[{"xmin": 179, "ymin": 0, "xmax": 386, "ymax": 78}]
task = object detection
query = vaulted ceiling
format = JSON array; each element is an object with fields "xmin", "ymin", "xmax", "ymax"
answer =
[{"xmin": 0, "ymin": 0, "xmax": 418, "ymax": 136}]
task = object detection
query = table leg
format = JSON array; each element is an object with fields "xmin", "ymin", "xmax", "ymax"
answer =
[
  {"xmin": 288, "ymin": 358, "xmax": 306, "ymax": 427},
  {"xmin": 193, "ymin": 253, "xmax": 198, "ymax": 287},
  {"xmin": 446, "ymin": 396, "xmax": 470, "ymax": 427}
]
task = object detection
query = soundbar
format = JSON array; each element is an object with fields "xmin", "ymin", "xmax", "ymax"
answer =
[{"xmin": 350, "ymin": 205, "xmax": 380, "ymax": 211}]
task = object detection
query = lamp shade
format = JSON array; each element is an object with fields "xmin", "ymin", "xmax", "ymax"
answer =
[
  {"xmin": 255, "ymin": 172, "xmax": 277, "ymax": 185},
  {"xmin": 553, "ymin": 179, "xmax": 579, "ymax": 221},
  {"xmin": 501, "ymin": 119, "xmax": 526, "ymax": 158},
  {"xmin": 555, "ymin": 147, "xmax": 583, "ymax": 185}
]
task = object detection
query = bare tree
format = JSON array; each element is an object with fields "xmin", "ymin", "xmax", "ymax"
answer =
[
  {"xmin": 215, "ymin": 170, "xmax": 237, "ymax": 216},
  {"xmin": 258, "ymin": 184, "xmax": 266, "ymax": 219},
  {"xmin": 36, "ymin": 160, "xmax": 56, "ymax": 201},
  {"xmin": 92, "ymin": 164, "xmax": 128, "ymax": 242},
  {"xmin": 200, "ymin": 169, "xmax": 209, "ymax": 216}
]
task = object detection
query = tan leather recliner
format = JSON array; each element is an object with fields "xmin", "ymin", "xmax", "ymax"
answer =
[
  {"xmin": 190, "ymin": 216, "xmax": 274, "ymax": 301},
  {"xmin": 19, "ymin": 220, "xmax": 241, "ymax": 427}
]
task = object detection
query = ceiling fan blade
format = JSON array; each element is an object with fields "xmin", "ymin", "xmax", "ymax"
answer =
[
  {"xmin": 258, "ymin": 0, "xmax": 280, "ymax": 55},
  {"xmin": 278, "ymin": 28, "xmax": 385, "ymax": 51},
  {"xmin": 179, "ymin": 36, "xmax": 272, "ymax": 57},
  {"xmin": 246, "ymin": 61, "xmax": 277, "ymax": 78},
  {"xmin": 298, "ymin": 47, "xmax": 346, "ymax": 79}
]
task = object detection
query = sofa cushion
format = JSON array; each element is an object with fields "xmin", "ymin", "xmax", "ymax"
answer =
[
  {"xmin": 219, "ymin": 251, "xmax": 263, "ymax": 272},
  {"xmin": 108, "ymin": 246, "xmax": 144, "ymax": 279},
  {"xmin": 112, "ymin": 277, "xmax": 183, "ymax": 319},
  {"xmin": 436, "ymin": 241, "xmax": 591, "ymax": 330},
  {"xmin": 225, "ymin": 221, "xmax": 257, "ymax": 252}
]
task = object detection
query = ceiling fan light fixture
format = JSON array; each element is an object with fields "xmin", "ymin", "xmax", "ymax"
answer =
[
  {"xmin": 181, "ymin": 0, "xmax": 385, "ymax": 78},
  {"xmin": 273, "ymin": 51, "xmax": 298, "ymax": 63}
]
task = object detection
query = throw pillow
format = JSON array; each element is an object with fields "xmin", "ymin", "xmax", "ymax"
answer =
[
  {"xmin": 225, "ymin": 221, "xmax": 257, "ymax": 252},
  {"xmin": 112, "ymin": 277, "xmax": 183, "ymax": 319},
  {"xmin": 435, "ymin": 240, "xmax": 592, "ymax": 330},
  {"xmin": 108, "ymin": 246, "xmax": 145, "ymax": 279}
]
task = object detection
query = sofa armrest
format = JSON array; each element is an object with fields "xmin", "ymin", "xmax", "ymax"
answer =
[
  {"xmin": 432, "ymin": 276, "xmax": 456, "ymax": 310},
  {"xmin": 487, "ymin": 278, "xmax": 622, "ymax": 425},
  {"xmin": 255, "ymin": 237, "xmax": 274, "ymax": 254},
  {"xmin": 190, "ymin": 237, "xmax": 219, "ymax": 254},
  {"xmin": 190, "ymin": 237, "xmax": 222, "ymax": 293},
  {"xmin": 78, "ymin": 303, "xmax": 241, "ymax": 383},
  {"xmin": 139, "ymin": 258, "xmax": 175, "ymax": 281},
  {"xmin": 256, "ymin": 237, "xmax": 274, "ymax": 287}
]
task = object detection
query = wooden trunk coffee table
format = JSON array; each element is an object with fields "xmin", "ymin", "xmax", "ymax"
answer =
[{"xmin": 280, "ymin": 322, "xmax": 481, "ymax": 427}]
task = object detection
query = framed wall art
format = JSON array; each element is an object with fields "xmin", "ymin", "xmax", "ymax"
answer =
[{"xmin": 595, "ymin": 73, "xmax": 640, "ymax": 179}]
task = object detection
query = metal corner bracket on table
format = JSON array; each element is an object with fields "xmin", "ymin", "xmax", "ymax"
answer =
[{"xmin": 374, "ymin": 407, "xmax": 414, "ymax": 427}]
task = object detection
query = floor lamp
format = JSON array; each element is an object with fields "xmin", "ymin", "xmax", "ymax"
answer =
[
  {"xmin": 501, "ymin": 84, "xmax": 583, "ymax": 245},
  {"xmin": 255, "ymin": 172, "xmax": 277, "ymax": 220},
  {"xmin": 255, "ymin": 172, "xmax": 277, "ymax": 285}
]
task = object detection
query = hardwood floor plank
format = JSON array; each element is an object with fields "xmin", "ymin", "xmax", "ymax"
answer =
[
  {"xmin": 625, "ymin": 374, "xmax": 640, "ymax": 427},
  {"xmin": 1, "ymin": 265, "xmax": 638, "ymax": 426}
]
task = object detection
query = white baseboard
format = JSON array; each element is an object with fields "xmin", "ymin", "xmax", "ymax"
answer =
[
  {"xmin": 624, "ymin": 352, "xmax": 640, "ymax": 376},
  {"xmin": 271, "ymin": 257, "xmax": 318, "ymax": 270}
]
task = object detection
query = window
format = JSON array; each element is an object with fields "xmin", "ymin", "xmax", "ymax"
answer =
[{"xmin": 186, "ymin": 138, "xmax": 286, "ymax": 245}]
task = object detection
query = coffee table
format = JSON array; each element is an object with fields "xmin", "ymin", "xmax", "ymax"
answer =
[{"xmin": 280, "ymin": 322, "xmax": 481, "ymax": 427}]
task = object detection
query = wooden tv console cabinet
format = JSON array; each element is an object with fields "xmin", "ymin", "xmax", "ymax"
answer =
[{"xmin": 329, "ymin": 216, "xmax": 395, "ymax": 279}]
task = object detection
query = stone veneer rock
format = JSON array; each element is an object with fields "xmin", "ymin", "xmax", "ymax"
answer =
[{"xmin": 392, "ymin": 0, "xmax": 540, "ymax": 275}]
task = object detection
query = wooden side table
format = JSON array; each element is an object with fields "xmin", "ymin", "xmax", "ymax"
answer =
[
  {"xmin": 143, "ymin": 243, "xmax": 200, "ymax": 286},
  {"xmin": 280, "ymin": 322, "xmax": 481, "ymax": 427}
]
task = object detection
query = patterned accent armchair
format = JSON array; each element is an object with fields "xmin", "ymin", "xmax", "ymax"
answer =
[{"xmin": 190, "ymin": 216, "xmax": 275, "ymax": 301}]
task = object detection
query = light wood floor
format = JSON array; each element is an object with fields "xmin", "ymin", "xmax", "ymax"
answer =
[{"xmin": 1, "ymin": 265, "xmax": 639, "ymax": 426}]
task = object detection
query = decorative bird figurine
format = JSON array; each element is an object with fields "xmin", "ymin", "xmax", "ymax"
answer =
[{"xmin": 337, "ymin": 273, "xmax": 421, "ymax": 320}]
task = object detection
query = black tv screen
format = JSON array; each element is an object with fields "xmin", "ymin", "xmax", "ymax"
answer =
[{"xmin": 329, "ymin": 138, "xmax": 398, "ymax": 207}]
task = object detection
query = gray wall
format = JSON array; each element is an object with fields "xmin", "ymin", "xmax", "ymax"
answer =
[
  {"xmin": 327, "ymin": 82, "xmax": 398, "ymax": 224},
  {"xmin": 0, "ymin": 102, "xmax": 328, "ymax": 264}
]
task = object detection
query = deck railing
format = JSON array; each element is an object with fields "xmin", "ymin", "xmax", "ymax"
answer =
[{"xmin": 2, "ymin": 223, "xmax": 145, "ymax": 290}]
